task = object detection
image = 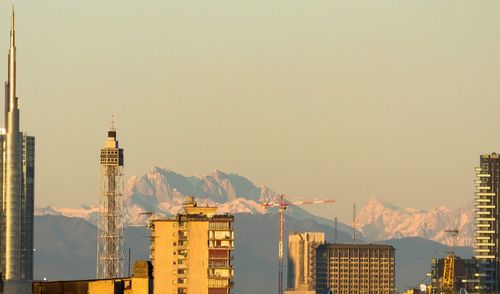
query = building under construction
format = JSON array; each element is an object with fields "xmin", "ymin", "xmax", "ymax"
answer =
[
  {"xmin": 96, "ymin": 123, "xmax": 125, "ymax": 279},
  {"xmin": 430, "ymin": 256, "xmax": 476, "ymax": 293}
]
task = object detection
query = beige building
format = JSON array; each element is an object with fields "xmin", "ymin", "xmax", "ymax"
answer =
[
  {"xmin": 286, "ymin": 232, "xmax": 325, "ymax": 294},
  {"xmin": 32, "ymin": 260, "xmax": 153, "ymax": 294},
  {"xmin": 151, "ymin": 196, "xmax": 234, "ymax": 294},
  {"xmin": 316, "ymin": 244, "xmax": 395, "ymax": 294}
]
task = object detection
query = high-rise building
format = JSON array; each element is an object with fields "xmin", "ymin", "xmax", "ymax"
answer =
[
  {"xmin": 473, "ymin": 153, "xmax": 500, "ymax": 291},
  {"xmin": 97, "ymin": 122, "xmax": 125, "ymax": 279},
  {"xmin": 0, "ymin": 9, "xmax": 35, "ymax": 294},
  {"xmin": 315, "ymin": 243, "xmax": 395, "ymax": 294},
  {"xmin": 151, "ymin": 196, "xmax": 234, "ymax": 294},
  {"xmin": 286, "ymin": 232, "xmax": 325, "ymax": 294}
]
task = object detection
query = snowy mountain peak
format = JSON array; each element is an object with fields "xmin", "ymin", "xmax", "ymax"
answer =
[
  {"xmin": 363, "ymin": 196, "xmax": 399, "ymax": 211},
  {"xmin": 356, "ymin": 198, "xmax": 473, "ymax": 246}
]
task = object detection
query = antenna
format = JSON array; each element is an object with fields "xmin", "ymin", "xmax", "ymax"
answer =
[
  {"xmin": 110, "ymin": 114, "xmax": 116, "ymax": 131},
  {"xmin": 334, "ymin": 217, "xmax": 338, "ymax": 244},
  {"xmin": 352, "ymin": 203, "xmax": 356, "ymax": 243},
  {"xmin": 445, "ymin": 228, "xmax": 459, "ymax": 255}
]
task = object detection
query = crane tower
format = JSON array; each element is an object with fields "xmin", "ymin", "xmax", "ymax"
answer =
[
  {"xmin": 96, "ymin": 119, "xmax": 125, "ymax": 279},
  {"xmin": 442, "ymin": 229, "xmax": 459, "ymax": 294},
  {"xmin": 261, "ymin": 194, "xmax": 335, "ymax": 294}
]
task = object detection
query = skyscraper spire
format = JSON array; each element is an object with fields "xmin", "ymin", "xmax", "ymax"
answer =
[
  {"xmin": 6, "ymin": 5, "xmax": 17, "ymax": 132},
  {"xmin": 1, "ymin": 7, "xmax": 35, "ymax": 293}
]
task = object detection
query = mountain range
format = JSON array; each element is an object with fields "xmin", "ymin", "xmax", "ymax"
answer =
[
  {"xmin": 36, "ymin": 166, "xmax": 475, "ymax": 246},
  {"xmin": 36, "ymin": 167, "xmax": 352, "ymax": 232}
]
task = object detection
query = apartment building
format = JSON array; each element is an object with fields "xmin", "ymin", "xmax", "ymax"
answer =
[
  {"xmin": 316, "ymin": 243, "xmax": 395, "ymax": 294},
  {"xmin": 151, "ymin": 196, "xmax": 234, "ymax": 294}
]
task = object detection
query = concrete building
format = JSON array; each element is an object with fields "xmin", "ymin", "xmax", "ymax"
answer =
[
  {"xmin": 474, "ymin": 153, "xmax": 500, "ymax": 291},
  {"xmin": 315, "ymin": 243, "xmax": 395, "ymax": 294},
  {"xmin": 151, "ymin": 196, "xmax": 234, "ymax": 294},
  {"xmin": 286, "ymin": 232, "xmax": 325, "ymax": 294},
  {"xmin": 0, "ymin": 9, "xmax": 35, "ymax": 294},
  {"xmin": 32, "ymin": 260, "xmax": 153, "ymax": 294}
]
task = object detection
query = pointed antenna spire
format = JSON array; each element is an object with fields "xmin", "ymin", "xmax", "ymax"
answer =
[
  {"xmin": 8, "ymin": 5, "xmax": 16, "ymax": 111},
  {"xmin": 110, "ymin": 114, "xmax": 116, "ymax": 131},
  {"xmin": 11, "ymin": 6, "xmax": 15, "ymax": 32},
  {"xmin": 10, "ymin": 5, "xmax": 15, "ymax": 55}
]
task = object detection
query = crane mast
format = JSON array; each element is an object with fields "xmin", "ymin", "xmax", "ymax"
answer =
[
  {"xmin": 261, "ymin": 194, "xmax": 335, "ymax": 294},
  {"xmin": 442, "ymin": 229, "xmax": 459, "ymax": 294}
]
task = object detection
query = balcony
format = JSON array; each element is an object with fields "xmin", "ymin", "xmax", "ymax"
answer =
[
  {"xmin": 209, "ymin": 261, "xmax": 233, "ymax": 269},
  {"xmin": 209, "ymin": 239, "xmax": 234, "ymax": 250},
  {"xmin": 476, "ymin": 174, "xmax": 491, "ymax": 178},
  {"xmin": 208, "ymin": 278, "xmax": 233, "ymax": 288},
  {"xmin": 209, "ymin": 222, "xmax": 232, "ymax": 231},
  {"xmin": 209, "ymin": 231, "xmax": 234, "ymax": 241}
]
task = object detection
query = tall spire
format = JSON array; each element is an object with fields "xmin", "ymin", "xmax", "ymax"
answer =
[
  {"xmin": 11, "ymin": 5, "xmax": 14, "ymax": 34},
  {"xmin": 5, "ymin": 5, "xmax": 18, "ymax": 134},
  {"xmin": 9, "ymin": 6, "xmax": 16, "ymax": 112}
]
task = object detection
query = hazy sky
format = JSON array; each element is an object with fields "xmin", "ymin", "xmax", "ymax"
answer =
[{"xmin": 1, "ymin": 1, "xmax": 499, "ymax": 222}]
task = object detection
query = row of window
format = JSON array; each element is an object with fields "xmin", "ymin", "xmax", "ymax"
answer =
[
  {"xmin": 330, "ymin": 274, "xmax": 393, "ymax": 279},
  {"xmin": 332, "ymin": 269, "xmax": 392, "ymax": 273}
]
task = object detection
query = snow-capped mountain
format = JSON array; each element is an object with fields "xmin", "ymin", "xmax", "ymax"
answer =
[
  {"xmin": 36, "ymin": 167, "xmax": 475, "ymax": 246},
  {"xmin": 356, "ymin": 197, "xmax": 473, "ymax": 246},
  {"xmin": 36, "ymin": 167, "xmax": 326, "ymax": 226}
]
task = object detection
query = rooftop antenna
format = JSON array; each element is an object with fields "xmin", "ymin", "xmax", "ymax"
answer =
[
  {"xmin": 334, "ymin": 217, "xmax": 338, "ymax": 244},
  {"xmin": 110, "ymin": 113, "xmax": 116, "ymax": 131},
  {"xmin": 352, "ymin": 203, "xmax": 356, "ymax": 243}
]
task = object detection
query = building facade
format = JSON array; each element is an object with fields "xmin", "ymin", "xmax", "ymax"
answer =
[
  {"xmin": 151, "ymin": 196, "xmax": 234, "ymax": 294},
  {"xmin": 0, "ymin": 9, "xmax": 35, "ymax": 294},
  {"xmin": 315, "ymin": 244, "xmax": 395, "ymax": 294},
  {"xmin": 286, "ymin": 232, "xmax": 325, "ymax": 293},
  {"xmin": 474, "ymin": 153, "xmax": 500, "ymax": 291}
]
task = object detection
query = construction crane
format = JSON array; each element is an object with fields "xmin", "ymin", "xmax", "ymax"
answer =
[
  {"xmin": 442, "ymin": 229, "xmax": 459, "ymax": 294},
  {"xmin": 261, "ymin": 194, "xmax": 335, "ymax": 294}
]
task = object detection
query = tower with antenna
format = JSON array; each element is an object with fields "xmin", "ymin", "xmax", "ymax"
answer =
[
  {"xmin": 96, "ymin": 117, "xmax": 125, "ymax": 279},
  {"xmin": 0, "ymin": 8, "xmax": 36, "ymax": 293}
]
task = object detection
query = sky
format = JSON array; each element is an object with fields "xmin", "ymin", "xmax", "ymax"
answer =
[{"xmin": 0, "ymin": 1, "xmax": 498, "ymax": 223}]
